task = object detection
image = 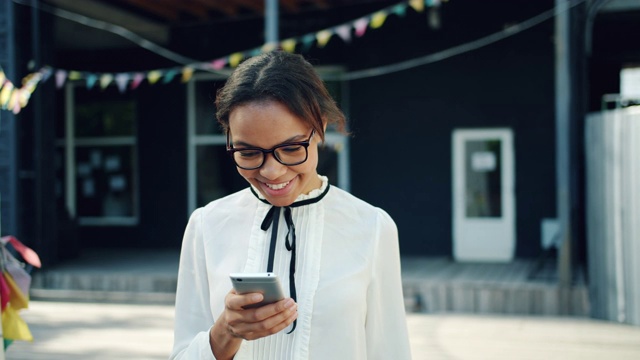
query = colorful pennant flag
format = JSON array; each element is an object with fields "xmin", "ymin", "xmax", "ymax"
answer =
[
  {"xmin": 335, "ymin": 25, "xmax": 352, "ymax": 43},
  {"xmin": 2, "ymin": 306, "xmax": 33, "ymax": 342},
  {"xmin": 211, "ymin": 58, "xmax": 227, "ymax": 70},
  {"xmin": 99, "ymin": 73, "xmax": 113, "ymax": 89},
  {"xmin": 1, "ymin": 0, "xmax": 450, "ymax": 105},
  {"xmin": 281, "ymin": 39, "xmax": 297, "ymax": 53},
  {"xmin": 354, "ymin": 18, "xmax": 369, "ymax": 37},
  {"xmin": 0, "ymin": 235, "xmax": 40, "ymax": 347},
  {"xmin": 131, "ymin": 72, "xmax": 145, "ymax": 89},
  {"xmin": 147, "ymin": 70, "xmax": 162, "ymax": 84},
  {"xmin": 181, "ymin": 67, "xmax": 194, "ymax": 83},
  {"xmin": 229, "ymin": 53, "xmax": 244, "ymax": 68},
  {"xmin": 370, "ymin": 11, "xmax": 388, "ymax": 29},
  {"xmin": 115, "ymin": 73, "xmax": 130, "ymax": 93},
  {"xmin": 316, "ymin": 30, "xmax": 333, "ymax": 48}
]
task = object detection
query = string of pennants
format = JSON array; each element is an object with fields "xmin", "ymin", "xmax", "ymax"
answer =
[{"xmin": 0, "ymin": 0, "xmax": 447, "ymax": 114}]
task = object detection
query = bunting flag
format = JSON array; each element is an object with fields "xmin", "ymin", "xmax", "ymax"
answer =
[
  {"xmin": 181, "ymin": 66, "xmax": 194, "ymax": 83},
  {"xmin": 147, "ymin": 70, "xmax": 162, "ymax": 84},
  {"xmin": 281, "ymin": 39, "xmax": 297, "ymax": 53},
  {"xmin": 0, "ymin": 67, "xmax": 51, "ymax": 114},
  {"xmin": 0, "ymin": 236, "xmax": 41, "ymax": 348},
  {"xmin": 131, "ymin": 72, "xmax": 145, "ymax": 89},
  {"xmin": 229, "ymin": 53, "xmax": 244, "ymax": 68},
  {"xmin": 2, "ymin": 0, "xmax": 449, "ymax": 110},
  {"xmin": 316, "ymin": 30, "xmax": 334, "ymax": 48},
  {"xmin": 115, "ymin": 73, "xmax": 130, "ymax": 93}
]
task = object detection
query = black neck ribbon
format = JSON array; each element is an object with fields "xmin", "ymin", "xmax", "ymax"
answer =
[{"xmin": 250, "ymin": 183, "xmax": 330, "ymax": 334}]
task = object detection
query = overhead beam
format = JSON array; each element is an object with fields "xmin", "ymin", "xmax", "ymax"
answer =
[
  {"xmin": 601, "ymin": 0, "xmax": 640, "ymax": 12},
  {"xmin": 45, "ymin": 0, "xmax": 169, "ymax": 44}
]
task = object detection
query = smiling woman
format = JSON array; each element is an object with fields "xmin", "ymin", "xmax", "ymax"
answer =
[{"xmin": 171, "ymin": 51, "xmax": 411, "ymax": 360}]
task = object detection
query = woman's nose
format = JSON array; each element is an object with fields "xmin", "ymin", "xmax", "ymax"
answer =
[{"xmin": 260, "ymin": 153, "xmax": 287, "ymax": 180}]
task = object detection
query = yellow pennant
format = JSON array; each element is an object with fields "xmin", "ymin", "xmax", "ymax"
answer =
[
  {"xmin": 229, "ymin": 53, "xmax": 244, "ymax": 68},
  {"xmin": 0, "ymin": 82, "xmax": 13, "ymax": 106},
  {"xmin": 147, "ymin": 70, "xmax": 162, "ymax": 84},
  {"xmin": 181, "ymin": 67, "xmax": 194, "ymax": 83},
  {"xmin": 7, "ymin": 91, "xmax": 19, "ymax": 111},
  {"xmin": 4, "ymin": 272, "xmax": 29, "ymax": 310},
  {"xmin": 99, "ymin": 74, "xmax": 113, "ymax": 89},
  {"xmin": 410, "ymin": 0, "xmax": 425, "ymax": 12},
  {"xmin": 316, "ymin": 30, "xmax": 333, "ymax": 48},
  {"xmin": 281, "ymin": 39, "xmax": 297, "ymax": 53},
  {"xmin": 2, "ymin": 305, "xmax": 33, "ymax": 342},
  {"xmin": 68, "ymin": 71, "xmax": 82, "ymax": 80},
  {"xmin": 18, "ymin": 89, "xmax": 31, "ymax": 108},
  {"xmin": 370, "ymin": 11, "xmax": 388, "ymax": 29}
]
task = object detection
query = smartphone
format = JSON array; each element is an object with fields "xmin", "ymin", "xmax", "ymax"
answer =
[{"xmin": 229, "ymin": 272, "xmax": 285, "ymax": 309}]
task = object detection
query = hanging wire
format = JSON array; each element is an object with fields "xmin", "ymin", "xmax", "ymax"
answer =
[
  {"xmin": 326, "ymin": 0, "xmax": 587, "ymax": 81},
  {"xmin": 11, "ymin": 0, "xmax": 223, "ymax": 73},
  {"xmin": 11, "ymin": 0, "xmax": 587, "ymax": 81}
]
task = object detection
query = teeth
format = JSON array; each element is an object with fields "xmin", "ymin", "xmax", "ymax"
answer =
[{"xmin": 266, "ymin": 181, "xmax": 290, "ymax": 190}]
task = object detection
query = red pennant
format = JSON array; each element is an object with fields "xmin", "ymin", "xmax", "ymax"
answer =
[{"xmin": 1, "ymin": 236, "xmax": 41, "ymax": 268}]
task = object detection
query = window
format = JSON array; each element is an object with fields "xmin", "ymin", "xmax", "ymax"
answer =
[{"xmin": 56, "ymin": 84, "xmax": 138, "ymax": 226}]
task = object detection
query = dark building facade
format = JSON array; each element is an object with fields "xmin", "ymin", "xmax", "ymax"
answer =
[{"xmin": 1, "ymin": 0, "xmax": 639, "ymax": 270}]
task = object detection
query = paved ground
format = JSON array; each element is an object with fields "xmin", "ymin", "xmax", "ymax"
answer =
[{"xmin": 4, "ymin": 301, "xmax": 640, "ymax": 360}]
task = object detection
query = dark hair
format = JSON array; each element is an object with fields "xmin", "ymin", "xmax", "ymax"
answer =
[{"xmin": 215, "ymin": 51, "xmax": 347, "ymax": 141}]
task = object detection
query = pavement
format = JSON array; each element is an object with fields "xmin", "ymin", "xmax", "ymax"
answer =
[{"xmin": 4, "ymin": 301, "xmax": 640, "ymax": 360}]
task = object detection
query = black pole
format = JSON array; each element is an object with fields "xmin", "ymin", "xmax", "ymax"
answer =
[{"xmin": 31, "ymin": 0, "xmax": 57, "ymax": 265}]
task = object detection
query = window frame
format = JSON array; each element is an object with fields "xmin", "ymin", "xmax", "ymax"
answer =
[{"xmin": 57, "ymin": 82, "xmax": 140, "ymax": 226}]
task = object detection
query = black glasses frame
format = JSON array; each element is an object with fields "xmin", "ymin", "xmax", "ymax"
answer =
[{"xmin": 226, "ymin": 129, "xmax": 315, "ymax": 170}]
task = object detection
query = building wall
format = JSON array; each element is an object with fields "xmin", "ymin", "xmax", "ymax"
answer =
[
  {"xmin": 344, "ymin": 0, "xmax": 557, "ymax": 257},
  {"xmin": 11, "ymin": 0, "xmax": 595, "ymax": 261}
]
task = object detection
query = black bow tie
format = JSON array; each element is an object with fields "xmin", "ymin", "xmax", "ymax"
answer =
[{"xmin": 250, "ymin": 183, "xmax": 330, "ymax": 333}]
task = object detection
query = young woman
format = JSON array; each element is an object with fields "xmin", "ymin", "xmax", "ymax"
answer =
[{"xmin": 171, "ymin": 51, "xmax": 411, "ymax": 360}]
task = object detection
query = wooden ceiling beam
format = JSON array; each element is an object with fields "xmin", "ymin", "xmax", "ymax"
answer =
[
  {"xmin": 229, "ymin": 0, "xmax": 265, "ymax": 14},
  {"xmin": 279, "ymin": 0, "xmax": 299, "ymax": 13},
  {"xmin": 174, "ymin": 0, "xmax": 211, "ymax": 20},
  {"xmin": 189, "ymin": 0, "xmax": 238, "ymax": 17}
]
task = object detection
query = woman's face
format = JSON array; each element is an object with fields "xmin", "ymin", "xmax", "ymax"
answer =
[{"xmin": 228, "ymin": 100, "xmax": 322, "ymax": 207}]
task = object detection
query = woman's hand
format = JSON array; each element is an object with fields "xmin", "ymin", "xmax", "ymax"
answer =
[{"xmin": 209, "ymin": 289, "xmax": 298, "ymax": 359}]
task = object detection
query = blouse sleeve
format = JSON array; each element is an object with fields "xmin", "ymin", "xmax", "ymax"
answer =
[
  {"xmin": 366, "ymin": 209, "xmax": 413, "ymax": 359},
  {"xmin": 170, "ymin": 208, "xmax": 217, "ymax": 360}
]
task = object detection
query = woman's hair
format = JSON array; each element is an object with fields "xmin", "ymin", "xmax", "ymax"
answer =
[{"xmin": 215, "ymin": 51, "xmax": 347, "ymax": 141}]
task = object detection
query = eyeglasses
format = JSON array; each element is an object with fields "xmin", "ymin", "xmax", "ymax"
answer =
[{"xmin": 226, "ymin": 129, "xmax": 315, "ymax": 170}]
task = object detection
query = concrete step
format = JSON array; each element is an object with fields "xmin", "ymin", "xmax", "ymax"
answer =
[{"xmin": 29, "ymin": 251, "xmax": 590, "ymax": 316}]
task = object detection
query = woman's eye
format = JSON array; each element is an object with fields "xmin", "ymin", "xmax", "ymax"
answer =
[
  {"xmin": 280, "ymin": 145, "xmax": 303, "ymax": 153},
  {"xmin": 238, "ymin": 150, "xmax": 261, "ymax": 158}
]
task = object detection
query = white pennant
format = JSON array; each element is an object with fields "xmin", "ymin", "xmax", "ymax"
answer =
[
  {"xmin": 335, "ymin": 25, "xmax": 352, "ymax": 43},
  {"xmin": 115, "ymin": 73, "xmax": 130, "ymax": 93}
]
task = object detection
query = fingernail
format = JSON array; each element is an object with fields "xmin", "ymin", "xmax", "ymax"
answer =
[
  {"xmin": 284, "ymin": 299, "xmax": 295, "ymax": 308},
  {"xmin": 252, "ymin": 294, "xmax": 263, "ymax": 302}
]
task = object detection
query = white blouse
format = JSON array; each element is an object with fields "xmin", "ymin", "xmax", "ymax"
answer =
[{"xmin": 170, "ymin": 176, "xmax": 412, "ymax": 360}]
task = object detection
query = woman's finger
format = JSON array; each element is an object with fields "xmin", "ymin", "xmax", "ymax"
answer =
[
  {"xmin": 226, "ymin": 290, "xmax": 264, "ymax": 311},
  {"xmin": 228, "ymin": 299, "xmax": 298, "ymax": 340}
]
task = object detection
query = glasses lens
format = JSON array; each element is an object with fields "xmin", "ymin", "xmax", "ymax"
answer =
[
  {"xmin": 233, "ymin": 149, "xmax": 264, "ymax": 169},
  {"xmin": 274, "ymin": 144, "xmax": 308, "ymax": 165}
]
